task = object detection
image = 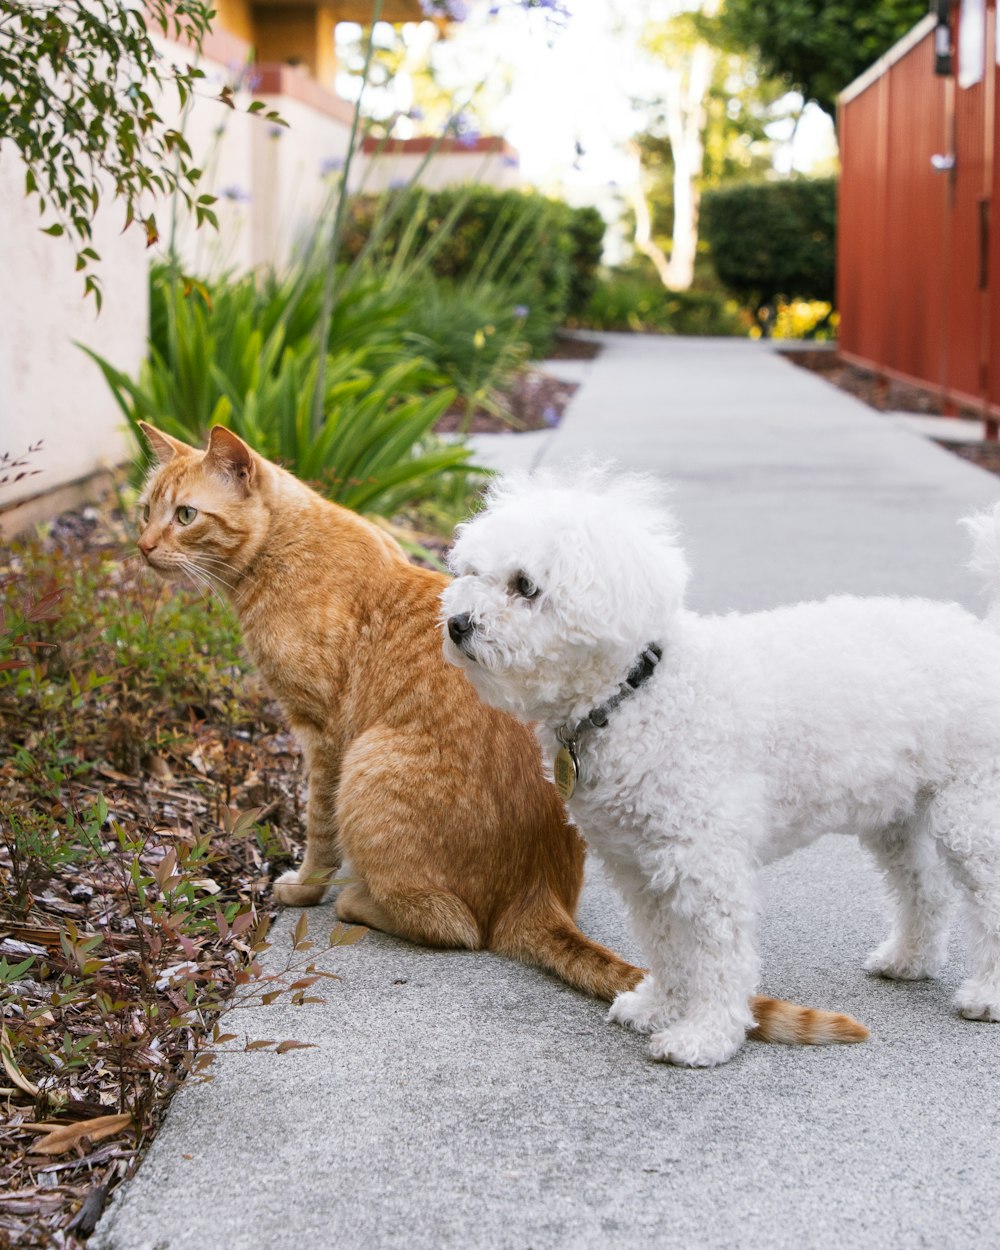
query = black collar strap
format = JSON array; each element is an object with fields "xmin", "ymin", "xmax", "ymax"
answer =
[{"xmin": 557, "ymin": 643, "xmax": 662, "ymax": 749}]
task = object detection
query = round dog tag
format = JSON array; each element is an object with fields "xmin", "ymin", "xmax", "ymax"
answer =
[{"xmin": 554, "ymin": 745, "xmax": 578, "ymax": 801}]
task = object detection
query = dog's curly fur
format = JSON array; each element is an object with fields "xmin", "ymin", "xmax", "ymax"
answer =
[{"xmin": 442, "ymin": 469, "xmax": 1000, "ymax": 1067}]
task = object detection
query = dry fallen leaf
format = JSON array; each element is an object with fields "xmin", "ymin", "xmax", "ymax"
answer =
[
  {"xmin": 32, "ymin": 1113, "xmax": 132, "ymax": 1156},
  {"xmin": 1, "ymin": 1021, "xmax": 39, "ymax": 1097}
]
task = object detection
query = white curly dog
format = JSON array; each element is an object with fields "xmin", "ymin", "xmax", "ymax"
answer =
[{"xmin": 441, "ymin": 470, "xmax": 1000, "ymax": 1067}]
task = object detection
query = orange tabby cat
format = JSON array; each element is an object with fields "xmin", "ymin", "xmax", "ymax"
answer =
[{"xmin": 136, "ymin": 423, "xmax": 867, "ymax": 1046}]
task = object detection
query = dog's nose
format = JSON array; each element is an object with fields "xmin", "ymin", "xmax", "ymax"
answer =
[{"xmin": 448, "ymin": 613, "xmax": 473, "ymax": 644}]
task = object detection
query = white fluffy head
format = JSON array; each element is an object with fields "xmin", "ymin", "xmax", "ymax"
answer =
[{"xmin": 440, "ymin": 466, "xmax": 689, "ymax": 725}]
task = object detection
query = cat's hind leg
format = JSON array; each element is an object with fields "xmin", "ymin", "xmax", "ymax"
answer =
[
  {"xmin": 331, "ymin": 729, "xmax": 482, "ymax": 950},
  {"xmin": 335, "ymin": 880, "xmax": 480, "ymax": 949}
]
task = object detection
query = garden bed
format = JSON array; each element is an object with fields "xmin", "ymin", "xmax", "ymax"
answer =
[
  {"xmin": 785, "ymin": 349, "xmax": 1000, "ymax": 478},
  {"xmin": 0, "ymin": 499, "xmax": 364, "ymax": 1249}
]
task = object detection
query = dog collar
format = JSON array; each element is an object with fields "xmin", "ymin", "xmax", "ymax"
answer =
[{"xmin": 553, "ymin": 643, "xmax": 662, "ymax": 801}]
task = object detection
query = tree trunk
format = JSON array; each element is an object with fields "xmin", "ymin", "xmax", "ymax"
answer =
[{"xmin": 662, "ymin": 35, "xmax": 716, "ymax": 291}]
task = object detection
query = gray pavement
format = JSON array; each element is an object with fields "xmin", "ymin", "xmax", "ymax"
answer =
[{"xmin": 95, "ymin": 336, "xmax": 1000, "ymax": 1250}]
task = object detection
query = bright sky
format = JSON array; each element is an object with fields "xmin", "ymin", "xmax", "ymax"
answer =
[{"xmin": 337, "ymin": 0, "xmax": 838, "ymax": 195}]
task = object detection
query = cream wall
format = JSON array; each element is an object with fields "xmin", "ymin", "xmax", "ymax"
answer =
[
  {"xmin": 249, "ymin": 85, "xmax": 354, "ymax": 270},
  {"xmin": 0, "ymin": 149, "xmax": 149, "ymax": 517},
  {"xmin": 350, "ymin": 148, "xmax": 521, "ymax": 194}
]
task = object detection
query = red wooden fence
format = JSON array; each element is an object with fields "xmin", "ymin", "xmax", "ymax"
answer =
[{"xmin": 839, "ymin": 3, "xmax": 1000, "ymax": 435}]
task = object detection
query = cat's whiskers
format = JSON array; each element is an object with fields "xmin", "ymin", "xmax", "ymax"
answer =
[
  {"xmin": 187, "ymin": 557, "xmax": 239, "ymax": 592},
  {"xmin": 191, "ymin": 553, "xmax": 243, "ymax": 577},
  {"xmin": 177, "ymin": 557, "xmax": 228, "ymax": 609}
]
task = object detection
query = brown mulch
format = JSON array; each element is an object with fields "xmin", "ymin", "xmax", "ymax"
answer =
[
  {"xmin": 545, "ymin": 334, "xmax": 603, "ymax": 361},
  {"xmin": 786, "ymin": 348, "xmax": 1000, "ymax": 478},
  {"xmin": 434, "ymin": 371, "xmax": 578, "ymax": 436},
  {"xmin": 433, "ymin": 338, "xmax": 600, "ymax": 436}
]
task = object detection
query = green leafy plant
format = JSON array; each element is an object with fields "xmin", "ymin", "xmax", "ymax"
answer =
[
  {"xmin": 574, "ymin": 267, "xmax": 745, "ymax": 336},
  {"xmin": 402, "ymin": 277, "xmax": 532, "ymax": 430},
  {"xmin": 700, "ymin": 178, "xmax": 837, "ymax": 332},
  {"xmin": 85, "ymin": 266, "xmax": 474, "ymax": 516},
  {"xmin": 340, "ymin": 185, "xmax": 602, "ymax": 350}
]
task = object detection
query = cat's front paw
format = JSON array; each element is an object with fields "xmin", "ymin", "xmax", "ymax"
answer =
[
  {"xmin": 647, "ymin": 1019, "xmax": 744, "ymax": 1068},
  {"xmin": 273, "ymin": 869, "xmax": 329, "ymax": 908}
]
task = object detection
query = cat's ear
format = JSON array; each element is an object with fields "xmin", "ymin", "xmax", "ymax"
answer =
[
  {"xmin": 206, "ymin": 425, "xmax": 256, "ymax": 492},
  {"xmin": 138, "ymin": 422, "xmax": 194, "ymax": 465}
]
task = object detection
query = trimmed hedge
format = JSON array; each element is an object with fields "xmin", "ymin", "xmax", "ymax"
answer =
[
  {"xmin": 700, "ymin": 178, "xmax": 836, "ymax": 325},
  {"xmin": 340, "ymin": 186, "xmax": 605, "ymax": 327}
]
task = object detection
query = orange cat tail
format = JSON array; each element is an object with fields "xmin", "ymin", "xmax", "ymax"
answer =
[{"xmin": 748, "ymin": 995, "xmax": 869, "ymax": 1046}]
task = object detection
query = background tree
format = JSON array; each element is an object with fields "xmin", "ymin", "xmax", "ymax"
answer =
[
  {"xmin": 719, "ymin": 0, "xmax": 928, "ymax": 123},
  {"xmin": 631, "ymin": 3, "xmax": 787, "ymax": 291},
  {"xmin": 0, "ymin": 0, "xmax": 282, "ymax": 306}
]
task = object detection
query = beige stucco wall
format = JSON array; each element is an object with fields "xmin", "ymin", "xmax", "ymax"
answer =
[
  {"xmin": 351, "ymin": 148, "xmax": 521, "ymax": 194},
  {"xmin": 250, "ymin": 88, "xmax": 353, "ymax": 270},
  {"xmin": 0, "ymin": 150, "xmax": 149, "ymax": 517}
]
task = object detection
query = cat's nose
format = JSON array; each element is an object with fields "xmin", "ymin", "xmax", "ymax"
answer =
[
  {"xmin": 448, "ymin": 613, "xmax": 473, "ymax": 644},
  {"xmin": 138, "ymin": 537, "xmax": 157, "ymax": 558}
]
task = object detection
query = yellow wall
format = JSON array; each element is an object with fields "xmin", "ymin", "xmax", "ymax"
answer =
[
  {"xmin": 213, "ymin": 0, "xmax": 256, "ymax": 44},
  {"xmin": 252, "ymin": 5, "xmax": 338, "ymax": 87}
]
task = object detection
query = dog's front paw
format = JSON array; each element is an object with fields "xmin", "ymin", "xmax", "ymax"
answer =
[
  {"xmin": 864, "ymin": 938, "xmax": 942, "ymax": 981},
  {"xmin": 608, "ymin": 976, "xmax": 677, "ymax": 1034},
  {"xmin": 955, "ymin": 979, "xmax": 1000, "ymax": 1021},
  {"xmin": 647, "ymin": 1019, "xmax": 744, "ymax": 1068},
  {"xmin": 273, "ymin": 868, "xmax": 329, "ymax": 908}
]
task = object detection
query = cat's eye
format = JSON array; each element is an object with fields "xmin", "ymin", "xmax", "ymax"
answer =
[
  {"xmin": 514, "ymin": 573, "xmax": 540, "ymax": 600},
  {"xmin": 175, "ymin": 505, "xmax": 198, "ymax": 526},
  {"xmin": 141, "ymin": 503, "xmax": 150, "ymax": 524}
]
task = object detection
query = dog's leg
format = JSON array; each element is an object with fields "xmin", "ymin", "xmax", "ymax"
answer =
[
  {"xmin": 274, "ymin": 743, "xmax": 342, "ymax": 907},
  {"xmin": 621, "ymin": 843, "xmax": 759, "ymax": 1067},
  {"xmin": 605, "ymin": 869, "xmax": 689, "ymax": 1032},
  {"xmin": 862, "ymin": 815, "xmax": 953, "ymax": 980},
  {"xmin": 928, "ymin": 776, "xmax": 1000, "ymax": 1021}
]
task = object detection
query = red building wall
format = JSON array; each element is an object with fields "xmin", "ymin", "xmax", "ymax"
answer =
[{"xmin": 839, "ymin": 3, "xmax": 1000, "ymax": 430}]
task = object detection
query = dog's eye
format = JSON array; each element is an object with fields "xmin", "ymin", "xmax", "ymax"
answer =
[
  {"xmin": 175, "ymin": 505, "xmax": 198, "ymax": 526},
  {"xmin": 514, "ymin": 573, "xmax": 540, "ymax": 600}
]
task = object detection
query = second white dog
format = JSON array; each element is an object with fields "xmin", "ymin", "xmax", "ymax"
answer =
[{"xmin": 441, "ymin": 470, "xmax": 1000, "ymax": 1067}]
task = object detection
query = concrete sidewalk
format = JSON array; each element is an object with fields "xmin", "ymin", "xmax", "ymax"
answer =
[{"xmin": 95, "ymin": 337, "xmax": 1000, "ymax": 1250}]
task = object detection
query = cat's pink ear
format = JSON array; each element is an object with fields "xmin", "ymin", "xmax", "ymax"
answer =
[
  {"xmin": 206, "ymin": 426, "xmax": 256, "ymax": 491},
  {"xmin": 138, "ymin": 422, "xmax": 194, "ymax": 465}
]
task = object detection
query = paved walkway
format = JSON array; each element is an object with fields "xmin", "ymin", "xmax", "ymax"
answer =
[{"xmin": 95, "ymin": 337, "xmax": 1000, "ymax": 1250}]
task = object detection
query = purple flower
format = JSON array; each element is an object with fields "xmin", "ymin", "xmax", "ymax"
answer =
[
  {"xmin": 456, "ymin": 127, "xmax": 481, "ymax": 149},
  {"xmin": 501, "ymin": 154, "xmax": 519, "ymax": 168},
  {"xmin": 408, "ymin": 106, "xmax": 425, "ymax": 121},
  {"xmin": 389, "ymin": 177, "xmax": 408, "ymax": 190},
  {"xmin": 220, "ymin": 184, "xmax": 251, "ymax": 204},
  {"xmin": 513, "ymin": 304, "xmax": 529, "ymax": 318},
  {"xmin": 419, "ymin": 0, "xmax": 469, "ymax": 17},
  {"xmin": 268, "ymin": 124, "xmax": 283, "ymax": 140},
  {"xmin": 542, "ymin": 405, "xmax": 560, "ymax": 428},
  {"xmin": 320, "ymin": 155, "xmax": 344, "ymax": 175}
]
